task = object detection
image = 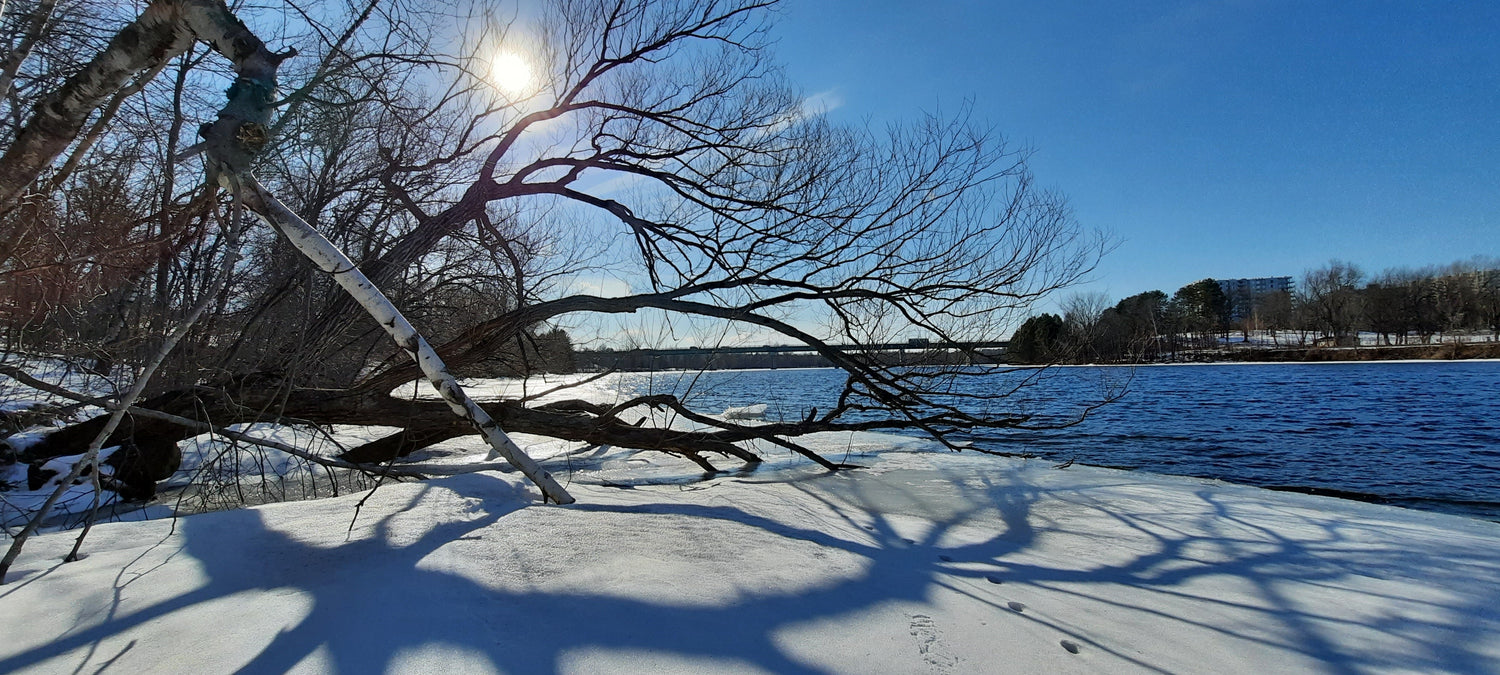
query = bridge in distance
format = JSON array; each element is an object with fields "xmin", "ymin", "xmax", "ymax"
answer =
[{"xmin": 580, "ymin": 339, "xmax": 1009, "ymax": 359}]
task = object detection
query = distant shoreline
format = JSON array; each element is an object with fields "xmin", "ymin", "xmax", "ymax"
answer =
[
  {"xmin": 576, "ymin": 341, "xmax": 1500, "ymax": 371},
  {"xmin": 1183, "ymin": 340, "xmax": 1500, "ymax": 364},
  {"xmin": 1027, "ymin": 357, "xmax": 1500, "ymax": 369}
]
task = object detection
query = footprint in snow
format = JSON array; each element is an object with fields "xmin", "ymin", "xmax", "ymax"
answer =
[
  {"xmin": 938, "ymin": 554, "xmax": 953, "ymax": 562},
  {"xmin": 985, "ymin": 575, "xmax": 1003, "ymax": 584},
  {"xmin": 906, "ymin": 613, "xmax": 958, "ymax": 672},
  {"xmin": 1060, "ymin": 639, "xmax": 1081, "ymax": 654},
  {"xmin": 1007, "ymin": 601, "xmax": 1025, "ymax": 613}
]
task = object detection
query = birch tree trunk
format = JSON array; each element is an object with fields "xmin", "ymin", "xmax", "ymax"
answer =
[
  {"xmin": 0, "ymin": 1, "xmax": 186, "ymax": 206},
  {"xmin": 0, "ymin": 0, "xmax": 59, "ymax": 102},
  {"xmin": 0, "ymin": 0, "xmax": 283, "ymax": 208},
  {"xmin": 240, "ymin": 178, "xmax": 575, "ymax": 505}
]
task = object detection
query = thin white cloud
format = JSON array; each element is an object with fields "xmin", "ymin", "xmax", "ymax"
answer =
[
  {"xmin": 583, "ymin": 171, "xmax": 650, "ymax": 197},
  {"xmin": 567, "ymin": 275, "xmax": 632, "ymax": 298},
  {"xmin": 801, "ymin": 88, "xmax": 845, "ymax": 116}
]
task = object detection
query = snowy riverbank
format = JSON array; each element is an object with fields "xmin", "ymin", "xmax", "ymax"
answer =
[{"xmin": 3, "ymin": 436, "xmax": 1498, "ymax": 674}]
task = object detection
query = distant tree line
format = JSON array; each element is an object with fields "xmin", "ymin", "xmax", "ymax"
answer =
[{"xmin": 1009, "ymin": 257, "xmax": 1500, "ymax": 364}]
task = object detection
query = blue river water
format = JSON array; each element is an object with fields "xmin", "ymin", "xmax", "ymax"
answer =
[{"xmin": 611, "ymin": 362, "xmax": 1500, "ymax": 521}]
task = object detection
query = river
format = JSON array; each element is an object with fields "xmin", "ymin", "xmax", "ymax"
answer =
[{"xmin": 608, "ymin": 361, "xmax": 1500, "ymax": 521}]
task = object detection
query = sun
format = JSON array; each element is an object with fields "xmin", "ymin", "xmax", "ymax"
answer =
[{"xmin": 488, "ymin": 51, "xmax": 534, "ymax": 97}]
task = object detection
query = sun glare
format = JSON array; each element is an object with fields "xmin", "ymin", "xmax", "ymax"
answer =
[{"xmin": 489, "ymin": 51, "xmax": 534, "ymax": 97}]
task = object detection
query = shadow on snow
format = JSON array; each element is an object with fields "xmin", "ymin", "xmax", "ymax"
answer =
[{"xmin": 2, "ymin": 462, "xmax": 1498, "ymax": 674}]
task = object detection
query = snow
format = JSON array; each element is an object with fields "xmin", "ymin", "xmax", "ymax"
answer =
[
  {"xmin": 1, "ymin": 424, "xmax": 412, "ymax": 531},
  {"xmin": 723, "ymin": 403, "xmax": 768, "ymax": 419},
  {"xmin": 4, "ymin": 368, "xmax": 1499, "ymax": 672},
  {"xmin": 1222, "ymin": 330, "xmax": 1500, "ymax": 349},
  {"xmin": 0, "ymin": 358, "xmax": 120, "ymax": 415},
  {"xmin": 392, "ymin": 373, "xmax": 625, "ymax": 406},
  {"xmin": 0, "ymin": 370, "xmax": 657, "ymax": 532},
  {"xmin": 3, "ymin": 436, "xmax": 1498, "ymax": 674}
]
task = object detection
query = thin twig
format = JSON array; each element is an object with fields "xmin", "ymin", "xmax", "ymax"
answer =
[{"xmin": 0, "ymin": 189, "xmax": 247, "ymax": 583}]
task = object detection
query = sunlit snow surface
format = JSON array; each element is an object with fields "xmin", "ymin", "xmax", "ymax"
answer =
[
  {"xmin": 3, "ymin": 370, "xmax": 1499, "ymax": 673},
  {"xmin": 2, "ymin": 441, "xmax": 1498, "ymax": 674}
]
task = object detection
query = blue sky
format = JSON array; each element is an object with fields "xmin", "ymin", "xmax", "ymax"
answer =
[{"xmin": 772, "ymin": 0, "xmax": 1500, "ymax": 304}]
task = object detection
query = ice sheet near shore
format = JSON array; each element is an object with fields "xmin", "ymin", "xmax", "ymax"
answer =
[{"xmin": 3, "ymin": 433, "xmax": 1498, "ymax": 674}]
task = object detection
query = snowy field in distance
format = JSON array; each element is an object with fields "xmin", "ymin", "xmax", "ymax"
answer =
[{"xmin": 1221, "ymin": 329, "xmax": 1499, "ymax": 348}]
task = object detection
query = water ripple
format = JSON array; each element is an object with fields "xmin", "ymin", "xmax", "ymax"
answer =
[{"xmin": 613, "ymin": 362, "xmax": 1500, "ymax": 521}]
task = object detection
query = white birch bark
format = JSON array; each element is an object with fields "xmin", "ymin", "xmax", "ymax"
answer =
[
  {"xmin": 0, "ymin": 0, "xmax": 285, "ymax": 208},
  {"xmin": 0, "ymin": 0, "xmax": 188, "ymax": 207},
  {"xmin": 0, "ymin": 0, "xmax": 60, "ymax": 102},
  {"xmin": 240, "ymin": 177, "xmax": 575, "ymax": 505}
]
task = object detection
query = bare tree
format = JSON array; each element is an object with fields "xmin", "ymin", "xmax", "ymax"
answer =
[
  {"xmin": 1364, "ymin": 271, "xmax": 1408, "ymax": 346},
  {"xmin": 1, "ymin": 0, "xmax": 586, "ymax": 578},
  {"xmin": 3, "ymin": 0, "xmax": 1105, "ymax": 522},
  {"xmin": 1477, "ymin": 266, "xmax": 1500, "ymax": 339},
  {"xmin": 1060, "ymin": 290, "xmax": 1109, "ymax": 359},
  {"xmin": 1255, "ymin": 289, "xmax": 1293, "ymax": 346},
  {"xmin": 1300, "ymin": 260, "xmax": 1364, "ymax": 345}
]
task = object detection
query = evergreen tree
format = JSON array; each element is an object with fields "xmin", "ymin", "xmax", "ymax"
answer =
[{"xmin": 1009, "ymin": 313, "xmax": 1067, "ymax": 364}]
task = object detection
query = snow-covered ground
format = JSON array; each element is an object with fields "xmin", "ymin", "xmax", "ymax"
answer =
[
  {"xmin": 0, "ymin": 359, "xmax": 122, "ymax": 415},
  {"xmin": 4, "ymin": 366, "xmax": 1499, "ymax": 672},
  {"xmin": 1222, "ymin": 330, "xmax": 1499, "ymax": 349},
  {"xmin": 2, "ymin": 434, "xmax": 1498, "ymax": 674},
  {"xmin": 1, "ymin": 421, "xmax": 418, "ymax": 531}
]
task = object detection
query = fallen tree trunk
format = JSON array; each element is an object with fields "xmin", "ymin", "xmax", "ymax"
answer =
[
  {"xmin": 24, "ymin": 365, "xmax": 1066, "ymax": 496},
  {"xmin": 18, "ymin": 382, "xmax": 778, "ymax": 488},
  {"xmin": 236, "ymin": 177, "xmax": 575, "ymax": 504},
  {"xmin": 16, "ymin": 363, "xmax": 1050, "ymax": 498}
]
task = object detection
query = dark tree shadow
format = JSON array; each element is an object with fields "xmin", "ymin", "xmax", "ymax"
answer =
[{"xmin": 2, "ymin": 464, "xmax": 1497, "ymax": 674}]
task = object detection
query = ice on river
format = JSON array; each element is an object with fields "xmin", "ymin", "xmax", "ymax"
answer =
[{"xmin": 723, "ymin": 403, "xmax": 768, "ymax": 419}]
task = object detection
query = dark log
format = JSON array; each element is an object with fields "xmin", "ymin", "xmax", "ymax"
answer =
[
  {"xmin": 19, "ymin": 367, "xmax": 1036, "ymax": 502},
  {"xmin": 338, "ymin": 425, "xmax": 467, "ymax": 464},
  {"xmin": 27, "ymin": 436, "xmax": 174, "ymax": 501},
  {"xmin": 19, "ymin": 380, "xmax": 794, "ymax": 495}
]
